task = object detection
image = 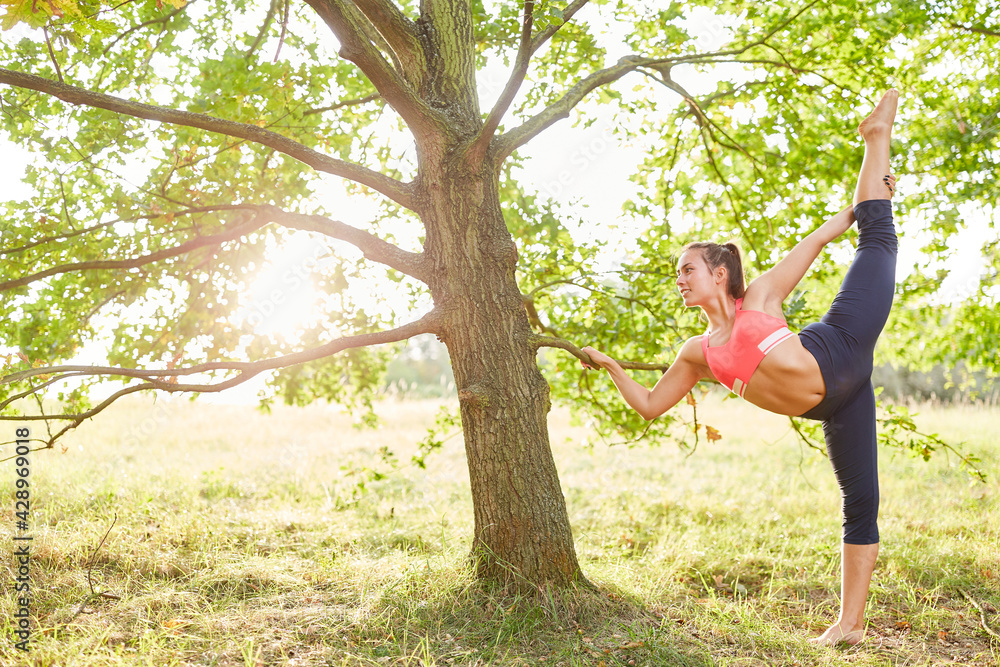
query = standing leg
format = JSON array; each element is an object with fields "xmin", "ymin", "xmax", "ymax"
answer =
[
  {"xmin": 811, "ymin": 541, "xmax": 880, "ymax": 645},
  {"xmin": 831, "ymin": 542, "xmax": 880, "ymax": 642},
  {"xmin": 810, "ymin": 382, "xmax": 880, "ymax": 646},
  {"xmin": 854, "ymin": 89, "xmax": 898, "ymax": 205}
]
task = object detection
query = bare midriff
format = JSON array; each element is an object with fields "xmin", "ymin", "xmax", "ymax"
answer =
[{"xmin": 740, "ymin": 335, "xmax": 826, "ymax": 416}]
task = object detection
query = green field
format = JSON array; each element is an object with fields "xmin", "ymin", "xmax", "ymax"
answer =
[{"xmin": 2, "ymin": 395, "xmax": 998, "ymax": 666}]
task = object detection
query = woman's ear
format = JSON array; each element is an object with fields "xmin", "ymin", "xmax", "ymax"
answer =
[{"xmin": 714, "ymin": 265, "xmax": 727, "ymax": 285}]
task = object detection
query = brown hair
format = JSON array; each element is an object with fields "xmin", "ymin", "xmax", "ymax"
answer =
[{"xmin": 681, "ymin": 242, "xmax": 746, "ymax": 300}]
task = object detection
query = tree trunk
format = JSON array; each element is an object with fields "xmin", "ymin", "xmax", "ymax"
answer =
[
  {"xmin": 399, "ymin": 0, "xmax": 585, "ymax": 589},
  {"xmin": 422, "ymin": 160, "xmax": 586, "ymax": 588}
]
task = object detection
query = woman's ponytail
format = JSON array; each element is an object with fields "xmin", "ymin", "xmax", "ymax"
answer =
[{"xmin": 721, "ymin": 243, "xmax": 746, "ymax": 300}]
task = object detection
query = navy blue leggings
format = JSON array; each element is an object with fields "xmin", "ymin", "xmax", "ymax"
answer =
[{"xmin": 798, "ymin": 199, "xmax": 897, "ymax": 545}]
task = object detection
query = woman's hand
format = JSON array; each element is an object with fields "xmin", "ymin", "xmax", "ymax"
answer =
[
  {"xmin": 580, "ymin": 346, "xmax": 617, "ymax": 371},
  {"xmin": 884, "ymin": 173, "xmax": 897, "ymax": 197},
  {"xmin": 580, "ymin": 338, "xmax": 705, "ymax": 421}
]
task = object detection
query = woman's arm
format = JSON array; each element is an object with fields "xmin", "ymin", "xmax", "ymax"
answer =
[
  {"xmin": 581, "ymin": 337, "xmax": 706, "ymax": 421},
  {"xmin": 748, "ymin": 205, "xmax": 856, "ymax": 308}
]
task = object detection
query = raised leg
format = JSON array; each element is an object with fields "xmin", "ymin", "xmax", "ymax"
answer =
[{"xmin": 854, "ymin": 89, "xmax": 898, "ymax": 205}]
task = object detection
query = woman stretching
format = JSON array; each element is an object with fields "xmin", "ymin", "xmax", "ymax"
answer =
[{"xmin": 582, "ymin": 89, "xmax": 900, "ymax": 645}]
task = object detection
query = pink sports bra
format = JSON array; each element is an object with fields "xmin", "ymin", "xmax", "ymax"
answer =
[{"xmin": 701, "ymin": 298, "xmax": 795, "ymax": 398}]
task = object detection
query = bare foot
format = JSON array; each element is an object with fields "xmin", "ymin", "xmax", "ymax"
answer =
[
  {"xmin": 809, "ymin": 621, "xmax": 864, "ymax": 647},
  {"xmin": 858, "ymin": 89, "xmax": 899, "ymax": 138}
]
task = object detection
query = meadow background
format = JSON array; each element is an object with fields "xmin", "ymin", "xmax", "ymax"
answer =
[{"xmin": 1, "ymin": 393, "xmax": 997, "ymax": 666}]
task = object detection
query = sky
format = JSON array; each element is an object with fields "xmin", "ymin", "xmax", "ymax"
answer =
[{"xmin": 0, "ymin": 5, "xmax": 995, "ymax": 404}]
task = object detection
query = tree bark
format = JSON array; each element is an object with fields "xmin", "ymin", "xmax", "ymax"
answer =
[{"xmin": 420, "ymin": 152, "xmax": 586, "ymax": 588}]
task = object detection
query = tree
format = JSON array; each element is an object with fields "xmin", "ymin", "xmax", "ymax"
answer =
[{"xmin": 1, "ymin": 0, "xmax": 995, "ymax": 588}]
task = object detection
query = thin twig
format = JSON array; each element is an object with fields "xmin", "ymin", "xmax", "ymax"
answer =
[
  {"xmin": 274, "ymin": 0, "xmax": 290, "ymax": 62},
  {"xmin": 86, "ymin": 513, "xmax": 120, "ymax": 598},
  {"xmin": 303, "ymin": 93, "xmax": 380, "ymax": 116},
  {"xmin": 102, "ymin": 3, "xmax": 188, "ymax": 57},
  {"xmin": 949, "ymin": 22, "xmax": 1000, "ymax": 38},
  {"xmin": 578, "ymin": 369, "xmax": 655, "ymax": 448},
  {"xmin": 43, "ymin": 27, "xmax": 64, "ymax": 83},
  {"xmin": 787, "ymin": 417, "xmax": 824, "ymax": 490},
  {"xmin": 606, "ymin": 418, "xmax": 657, "ymax": 448},
  {"xmin": 246, "ymin": 0, "xmax": 280, "ymax": 60},
  {"xmin": 529, "ymin": 0, "xmax": 589, "ymax": 53},
  {"xmin": 686, "ymin": 392, "xmax": 700, "ymax": 457},
  {"xmin": 788, "ymin": 416, "xmax": 825, "ymax": 454},
  {"xmin": 68, "ymin": 513, "xmax": 121, "ymax": 624},
  {"xmin": 961, "ymin": 590, "xmax": 1000, "ymax": 640}
]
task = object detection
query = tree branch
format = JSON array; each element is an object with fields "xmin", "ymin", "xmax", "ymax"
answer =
[
  {"xmin": 4, "ymin": 311, "xmax": 442, "ymax": 392},
  {"xmin": 495, "ymin": 55, "xmax": 665, "ymax": 159},
  {"xmin": 261, "ymin": 205, "xmax": 430, "ymax": 282},
  {"xmin": 303, "ymin": 92, "xmax": 380, "ymax": 116},
  {"xmin": 352, "ymin": 0, "xmax": 426, "ymax": 84},
  {"xmin": 304, "ymin": 0, "xmax": 447, "ymax": 141},
  {"xmin": 1, "ymin": 203, "xmax": 428, "ymax": 301},
  {"xmin": 493, "ymin": 5, "xmax": 818, "ymax": 159},
  {"xmin": 492, "ymin": 0, "xmax": 826, "ymax": 161},
  {"xmin": 347, "ymin": 2, "xmax": 405, "ymax": 74},
  {"xmin": 639, "ymin": 69, "xmax": 765, "ymax": 169},
  {"xmin": 529, "ymin": 0, "xmax": 589, "ymax": 54},
  {"xmin": 245, "ymin": 0, "xmax": 280, "ymax": 60},
  {"xmin": 465, "ymin": 0, "xmax": 535, "ymax": 167},
  {"xmin": 525, "ymin": 276, "xmax": 672, "ymax": 331},
  {"xmin": 2, "ymin": 373, "xmax": 93, "ymax": 407},
  {"xmin": 788, "ymin": 416, "xmax": 826, "ymax": 454},
  {"xmin": 701, "ymin": 57, "xmax": 853, "ymax": 94},
  {"xmin": 0, "ymin": 210, "xmax": 266, "ymax": 294},
  {"xmin": 665, "ymin": 0, "xmax": 821, "ymax": 67},
  {"xmin": 691, "ymin": 112, "xmax": 759, "ymax": 258},
  {"xmin": 1, "ymin": 219, "xmax": 120, "ymax": 257},
  {"xmin": 950, "ymin": 22, "xmax": 1000, "ymax": 38},
  {"xmin": 1, "ymin": 311, "xmax": 443, "ymax": 444},
  {"xmin": 103, "ymin": 3, "xmax": 188, "ymax": 58},
  {"xmin": 522, "ymin": 295, "xmax": 558, "ymax": 336},
  {"xmin": 0, "ymin": 68, "xmax": 417, "ymax": 209},
  {"xmin": 530, "ymin": 334, "xmax": 669, "ymax": 372},
  {"xmin": 273, "ymin": 0, "xmax": 291, "ymax": 62}
]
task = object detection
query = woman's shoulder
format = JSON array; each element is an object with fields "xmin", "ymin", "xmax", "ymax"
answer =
[{"xmin": 678, "ymin": 335, "xmax": 712, "ymax": 374}]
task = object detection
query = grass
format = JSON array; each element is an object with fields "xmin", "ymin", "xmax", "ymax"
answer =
[{"xmin": 1, "ymin": 394, "xmax": 998, "ymax": 666}]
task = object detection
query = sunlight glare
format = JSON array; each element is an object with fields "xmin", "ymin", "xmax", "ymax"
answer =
[{"xmin": 238, "ymin": 232, "xmax": 329, "ymax": 339}]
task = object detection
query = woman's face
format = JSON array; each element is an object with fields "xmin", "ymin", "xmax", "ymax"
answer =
[{"xmin": 675, "ymin": 250, "xmax": 720, "ymax": 306}]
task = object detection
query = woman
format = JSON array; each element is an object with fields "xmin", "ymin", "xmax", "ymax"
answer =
[{"xmin": 581, "ymin": 89, "xmax": 900, "ymax": 646}]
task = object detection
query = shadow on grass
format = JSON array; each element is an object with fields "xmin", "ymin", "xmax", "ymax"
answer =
[
  {"xmin": 10, "ymin": 545, "xmax": 999, "ymax": 666},
  {"xmin": 341, "ymin": 572, "xmax": 714, "ymax": 666}
]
